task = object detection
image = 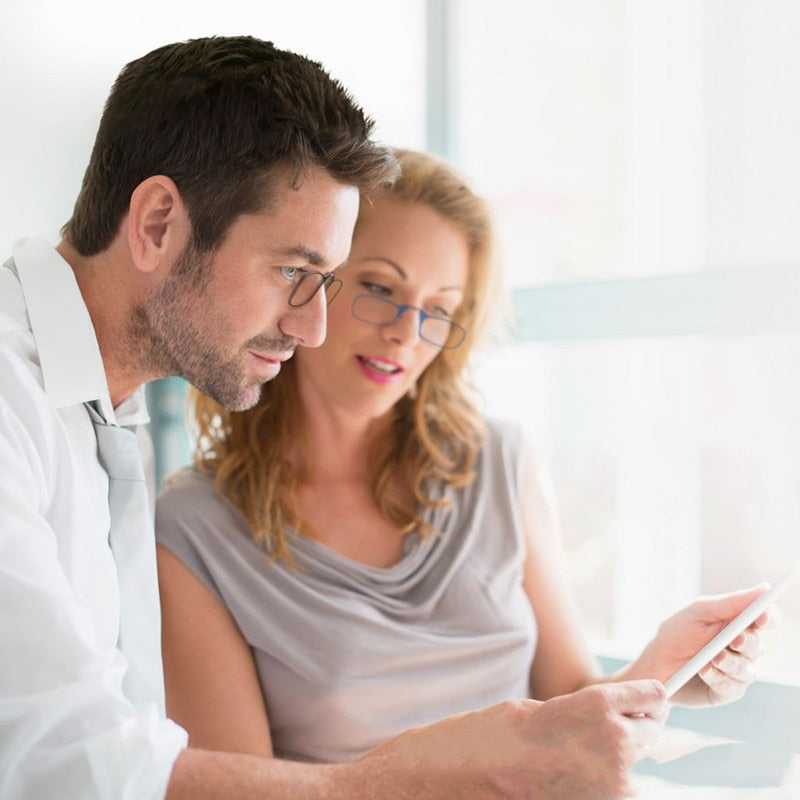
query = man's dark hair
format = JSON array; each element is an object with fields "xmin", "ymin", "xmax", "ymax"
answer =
[{"xmin": 62, "ymin": 35, "xmax": 398, "ymax": 255}]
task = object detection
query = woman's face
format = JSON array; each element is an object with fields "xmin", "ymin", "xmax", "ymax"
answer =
[{"xmin": 294, "ymin": 194, "xmax": 470, "ymax": 424}]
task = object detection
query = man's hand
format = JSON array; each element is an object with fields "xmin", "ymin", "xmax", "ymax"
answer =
[{"xmin": 358, "ymin": 679, "xmax": 668, "ymax": 799}]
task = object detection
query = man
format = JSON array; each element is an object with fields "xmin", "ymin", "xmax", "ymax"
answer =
[{"xmin": 0, "ymin": 35, "xmax": 667, "ymax": 799}]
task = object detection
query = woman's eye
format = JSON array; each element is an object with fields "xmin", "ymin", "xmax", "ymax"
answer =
[
  {"xmin": 429, "ymin": 305, "xmax": 454, "ymax": 319},
  {"xmin": 360, "ymin": 280, "xmax": 391, "ymax": 296}
]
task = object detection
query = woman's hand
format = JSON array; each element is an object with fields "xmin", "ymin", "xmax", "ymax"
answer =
[{"xmin": 632, "ymin": 585, "xmax": 778, "ymax": 707}]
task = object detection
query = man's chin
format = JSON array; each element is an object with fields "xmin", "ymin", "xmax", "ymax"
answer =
[
  {"xmin": 195, "ymin": 378, "xmax": 264, "ymax": 413},
  {"xmin": 224, "ymin": 383, "xmax": 264, "ymax": 412}
]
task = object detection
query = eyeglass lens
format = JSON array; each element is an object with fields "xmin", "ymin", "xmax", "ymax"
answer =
[
  {"xmin": 351, "ymin": 294, "xmax": 465, "ymax": 348},
  {"xmin": 288, "ymin": 272, "xmax": 342, "ymax": 307}
]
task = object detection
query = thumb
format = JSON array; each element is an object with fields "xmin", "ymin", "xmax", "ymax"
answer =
[
  {"xmin": 700, "ymin": 583, "xmax": 770, "ymax": 623},
  {"xmin": 608, "ymin": 679, "xmax": 668, "ymax": 719}
]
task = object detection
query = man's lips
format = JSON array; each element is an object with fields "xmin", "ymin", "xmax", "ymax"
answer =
[
  {"xmin": 251, "ymin": 350, "xmax": 294, "ymax": 364},
  {"xmin": 248, "ymin": 350, "xmax": 294, "ymax": 379}
]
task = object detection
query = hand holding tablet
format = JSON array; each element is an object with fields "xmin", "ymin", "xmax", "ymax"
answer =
[{"xmin": 663, "ymin": 563, "xmax": 800, "ymax": 698}]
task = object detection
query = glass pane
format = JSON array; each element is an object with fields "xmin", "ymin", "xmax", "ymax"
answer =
[
  {"xmin": 475, "ymin": 334, "xmax": 800, "ymax": 683},
  {"xmin": 455, "ymin": 0, "xmax": 800, "ymax": 285}
]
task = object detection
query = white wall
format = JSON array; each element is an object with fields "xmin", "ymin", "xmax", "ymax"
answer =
[{"xmin": 0, "ymin": 0, "xmax": 426, "ymax": 249}]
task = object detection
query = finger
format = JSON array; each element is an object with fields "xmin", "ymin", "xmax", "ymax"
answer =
[
  {"xmin": 728, "ymin": 629, "xmax": 767, "ymax": 660},
  {"xmin": 699, "ymin": 661, "xmax": 750, "ymax": 703},
  {"xmin": 713, "ymin": 648, "xmax": 757, "ymax": 681},
  {"xmin": 695, "ymin": 583, "xmax": 770, "ymax": 624},
  {"xmin": 752, "ymin": 603, "xmax": 781, "ymax": 630},
  {"xmin": 626, "ymin": 716, "xmax": 666, "ymax": 756},
  {"xmin": 609, "ymin": 679, "xmax": 668, "ymax": 719}
]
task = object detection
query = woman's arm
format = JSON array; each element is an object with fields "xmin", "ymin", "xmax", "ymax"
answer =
[
  {"xmin": 517, "ymin": 439, "xmax": 773, "ymax": 708},
  {"xmin": 157, "ymin": 544, "xmax": 274, "ymax": 755},
  {"xmin": 519, "ymin": 443, "xmax": 603, "ymax": 700}
]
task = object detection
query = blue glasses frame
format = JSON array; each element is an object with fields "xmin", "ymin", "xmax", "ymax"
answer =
[{"xmin": 350, "ymin": 294, "xmax": 467, "ymax": 349}]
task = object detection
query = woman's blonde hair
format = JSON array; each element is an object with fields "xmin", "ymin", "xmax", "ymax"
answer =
[{"xmin": 189, "ymin": 148, "xmax": 503, "ymax": 561}]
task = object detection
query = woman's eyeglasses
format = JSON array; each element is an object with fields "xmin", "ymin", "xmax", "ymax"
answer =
[{"xmin": 350, "ymin": 294, "xmax": 466, "ymax": 349}]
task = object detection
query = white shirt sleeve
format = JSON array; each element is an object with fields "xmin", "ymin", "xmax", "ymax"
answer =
[{"xmin": 0, "ymin": 355, "xmax": 187, "ymax": 799}]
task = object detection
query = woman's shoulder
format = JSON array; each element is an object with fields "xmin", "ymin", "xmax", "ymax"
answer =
[
  {"xmin": 482, "ymin": 415, "xmax": 531, "ymax": 458},
  {"xmin": 157, "ymin": 465, "xmax": 216, "ymax": 509},
  {"xmin": 155, "ymin": 466, "xmax": 234, "ymax": 540},
  {"xmin": 154, "ymin": 466, "xmax": 242, "ymax": 598},
  {"xmin": 484, "ymin": 415, "xmax": 526, "ymax": 440},
  {"xmin": 479, "ymin": 416, "xmax": 548, "ymax": 488}
]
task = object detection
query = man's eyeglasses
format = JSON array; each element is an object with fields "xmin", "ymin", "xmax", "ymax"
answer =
[
  {"xmin": 288, "ymin": 271, "xmax": 343, "ymax": 307},
  {"xmin": 351, "ymin": 294, "xmax": 467, "ymax": 349}
]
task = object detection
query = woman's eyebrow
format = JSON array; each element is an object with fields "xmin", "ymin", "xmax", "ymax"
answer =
[
  {"xmin": 355, "ymin": 255, "xmax": 406, "ymax": 279},
  {"xmin": 355, "ymin": 256, "xmax": 464, "ymax": 293},
  {"xmin": 438, "ymin": 286, "xmax": 465, "ymax": 294}
]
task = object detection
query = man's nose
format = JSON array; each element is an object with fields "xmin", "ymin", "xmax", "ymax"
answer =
[{"xmin": 279, "ymin": 290, "xmax": 328, "ymax": 348}]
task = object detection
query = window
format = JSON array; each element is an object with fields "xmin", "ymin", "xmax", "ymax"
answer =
[{"xmin": 451, "ymin": 0, "xmax": 800, "ymax": 684}]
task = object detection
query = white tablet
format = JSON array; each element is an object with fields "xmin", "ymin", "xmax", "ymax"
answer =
[{"xmin": 663, "ymin": 562, "xmax": 800, "ymax": 698}]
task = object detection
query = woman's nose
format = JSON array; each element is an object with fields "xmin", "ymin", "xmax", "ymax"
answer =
[{"xmin": 382, "ymin": 305, "xmax": 420, "ymax": 346}]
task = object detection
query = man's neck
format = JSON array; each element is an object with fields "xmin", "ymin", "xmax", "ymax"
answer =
[{"xmin": 56, "ymin": 238, "xmax": 151, "ymax": 407}]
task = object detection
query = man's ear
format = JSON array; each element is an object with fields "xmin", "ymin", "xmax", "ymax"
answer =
[{"xmin": 127, "ymin": 175, "xmax": 188, "ymax": 273}]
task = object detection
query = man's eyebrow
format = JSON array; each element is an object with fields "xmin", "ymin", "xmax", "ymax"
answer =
[{"xmin": 274, "ymin": 245, "xmax": 325, "ymax": 267}]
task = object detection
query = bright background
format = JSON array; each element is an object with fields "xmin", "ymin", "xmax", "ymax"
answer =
[{"xmin": 2, "ymin": 1, "xmax": 799, "ymax": 689}]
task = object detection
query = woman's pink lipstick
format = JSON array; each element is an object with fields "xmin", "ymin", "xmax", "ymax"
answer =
[{"xmin": 356, "ymin": 355, "xmax": 403, "ymax": 385}]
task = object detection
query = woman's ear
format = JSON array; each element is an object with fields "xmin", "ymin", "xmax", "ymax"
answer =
[{"xmin": 127, "ymin": 175, "xmax": 189, "ymax": 273}]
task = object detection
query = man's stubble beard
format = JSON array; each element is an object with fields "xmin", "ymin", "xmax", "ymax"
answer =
[{"xmin": 126, "ymin": 242, "xmax": 264, "ymax": 412}]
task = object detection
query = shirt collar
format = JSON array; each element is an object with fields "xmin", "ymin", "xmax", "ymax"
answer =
[{"xmin": 11, "ymin": 237, "xmax": 149, "ymax": 426}]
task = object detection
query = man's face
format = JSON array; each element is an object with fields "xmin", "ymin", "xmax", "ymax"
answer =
[{"xmin": 135, "ymin": 166, "xmax": 360, "ymax": 410}]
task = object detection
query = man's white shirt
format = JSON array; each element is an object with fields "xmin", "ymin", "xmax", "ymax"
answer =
[{"xmin": 0, "ymin": 237, "xmax": 186, "ymax": 799}]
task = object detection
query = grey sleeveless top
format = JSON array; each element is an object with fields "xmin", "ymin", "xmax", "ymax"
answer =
[{"xmin": 155, "ymin": 417, "xmax": 537, "ymax": 763}]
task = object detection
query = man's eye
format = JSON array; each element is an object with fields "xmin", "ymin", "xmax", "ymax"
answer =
[{"xmin": 280, "ymin": 266, "xmax": 302, "ymax": 282}]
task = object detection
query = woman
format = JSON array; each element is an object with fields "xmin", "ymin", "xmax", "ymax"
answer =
[{"xmin": 155, "ymin": 148, "xmax": 773, "ymax": 762}]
